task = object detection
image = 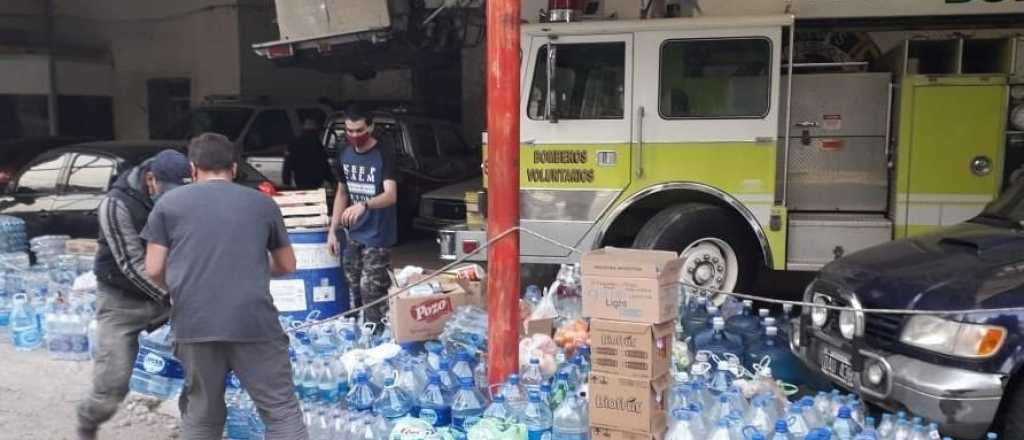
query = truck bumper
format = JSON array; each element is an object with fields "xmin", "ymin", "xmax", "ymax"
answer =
[
  {"xmin": 438, "ymin": 224, "xmax": 487, "ymax": 262},
  {"xmin": 792, "ymin": 326, "xmax": 1005, "ymax": 439},
  {"xmin": 438, "ymin": 223, "xmax": 585, "ymax": 264}
]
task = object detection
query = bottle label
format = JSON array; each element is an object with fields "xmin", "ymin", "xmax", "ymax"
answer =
[
  {"xmin": 319, "ymin": 387, "xmax": 339, "ymax": 403},
  {"xmin": 0, "ymin": 312, "xmax": 9, "ymax": 327},
  {"xmin": 418, "ymin": 407, "xmax": 452, "ymax": 427},
  {"xmin": 452, "ymin": 415, "xmax": 481, "ymax": 432},
  {"xmin": 134, "ymin": 347, "xmax": 186, "ymax": 379},
  {"xmin": 528, "ymin": 428, "xmax": 552, "ymax": 440},
  {"xmin": 13, "ymin": 327, "xmax": 41, "ymax": 347},
  {"xmin": 47, "ymin": 335, "xmax": 71, "ymax": 353},
  {"xmin": 70, "ymin": 335, "xmax": 89, "ymax": 354},
  {"xmin": 552, "ymin": 433, "xmax": 588, "ymax": 440}
]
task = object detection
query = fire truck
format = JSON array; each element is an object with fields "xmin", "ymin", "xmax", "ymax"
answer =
[{"xmin": 435, "ymin": 0, "xmax": 1024, "ymax": 293}]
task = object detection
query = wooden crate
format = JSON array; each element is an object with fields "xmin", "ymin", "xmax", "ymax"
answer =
[{"xmin": 272, "ymin": 189, "xmax": 330, "ymax": 229}]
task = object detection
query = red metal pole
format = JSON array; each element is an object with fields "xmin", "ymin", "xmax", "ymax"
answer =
[{"xmin": 485, "ymin": 0, "xmax": 521, "ymax": 387}]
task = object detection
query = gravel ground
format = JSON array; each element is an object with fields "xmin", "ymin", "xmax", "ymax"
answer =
[{"xmin": 0, "ymin": 338, "xmax": 180, "ymax": 440}]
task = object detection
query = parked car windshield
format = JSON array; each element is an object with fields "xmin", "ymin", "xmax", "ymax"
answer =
[
  {"xmin": 979, "ymin": 182, "xmax": 1024, "ymax": 225},
  {"xmin": 162, "ymin": 108, "xmax": 253, "ymax": 141}
]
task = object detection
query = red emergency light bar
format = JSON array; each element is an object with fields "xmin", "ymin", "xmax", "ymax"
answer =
[{"xmin": 549, "ymin": 0, "xmax": 585, "ymax": 22}]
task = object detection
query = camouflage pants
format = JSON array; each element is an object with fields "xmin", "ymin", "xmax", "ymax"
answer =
[{"xmin": 343, "ymin": 237, "xmax": 392, "ymax": 326}]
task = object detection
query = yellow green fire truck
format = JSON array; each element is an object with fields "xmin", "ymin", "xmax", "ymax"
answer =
[{"xmin": 438, "ymin": 4, "xmax": 1024, "ymax": 293}]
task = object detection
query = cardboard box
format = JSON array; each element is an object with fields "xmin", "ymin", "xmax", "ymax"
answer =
[
  {"xmin": 388, "ymin": 279, "xmax": 483, "ymax": 343},
  {"xmin": 591, "ymin": 427, "xmax": 665, "ymax": 440},
  {"xmin": 582, "ymin": 274, "xmax": 681, "ymax": 324},
  {"xmin": 582, "ymin": 247, "xmax": 679, "ymax": 279},
  {"xmin": 582, "ymin": 248, "xmax": 682, "ymax": 324},
  {"xmin": 590, "ymin": 319, "xmax": 674, "ymax": 379},
  {"xmin": 523, "ymin": 317, "xmax": 554, "ymax": 337},
  {"xmin": 589, "ymin": 372, "xmax": 670, "ymax": 435}
]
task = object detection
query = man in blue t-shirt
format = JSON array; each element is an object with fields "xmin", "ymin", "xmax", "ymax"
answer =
[{"xmin": 327, "ymin": 107, "xmax": 398, "ymax": 326}]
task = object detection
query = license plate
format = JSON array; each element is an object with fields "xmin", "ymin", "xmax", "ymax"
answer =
[{"xmin": 820, "ymin": 345, "xmax": 855, "ymax": 387}]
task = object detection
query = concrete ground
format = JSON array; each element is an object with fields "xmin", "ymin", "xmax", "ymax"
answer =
[{"xmin": 0, "ymin": 236, "xmax": 813, "ymax": 439}]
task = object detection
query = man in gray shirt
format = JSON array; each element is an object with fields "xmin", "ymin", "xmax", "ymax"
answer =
[{"xmin": 143, "ymin": 133, "xmax": 306, "ymax": 440}]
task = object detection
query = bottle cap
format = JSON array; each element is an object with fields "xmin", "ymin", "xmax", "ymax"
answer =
[
  {"xmin": 759, "ymin": 308, "xmax": 770, "ymax": 318},
  {"xmin": 775, "ymin": 420, "xmax": 789, "ymax": 433},
  {"xmin": 838, "ymin": 406, "xmax": 852, "ymax": 419}
]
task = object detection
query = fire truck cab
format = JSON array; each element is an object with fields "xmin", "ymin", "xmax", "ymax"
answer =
[{"xmin": 439, "ymin": 7, "xmax": 1024, "ymax": 294}]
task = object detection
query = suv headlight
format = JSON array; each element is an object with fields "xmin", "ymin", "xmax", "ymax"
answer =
[
  {"xmin": 839, "ymin": 310, "xmax": 857, "ymax": 340},
  {"xmin": 900, "ymin": 315, "xmax": 1007, "ymax": 358},
  {"xmin": 811, "ymin": 295, "xmax": 829, "ymax": 328}
]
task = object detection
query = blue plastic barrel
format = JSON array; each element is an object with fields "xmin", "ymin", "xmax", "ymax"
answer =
[{"xmin": 270, "ymin": 228, "xmax": 349, "ymax": 322}]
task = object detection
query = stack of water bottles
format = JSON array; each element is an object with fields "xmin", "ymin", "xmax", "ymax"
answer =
[
  {"xmin": 1, "ymin": 246, "xmax": 98, "ymax": 358},
  {"xmin": 30, "ymin": 235, "xmax": 69, "ymax": 266},
  {"xmin": 0, "ymin": 215, "xmax": 29, "ymax": 253},
  {"xmin": 216, "ymin": 308, "xmax": 595, "ymax": 440}
]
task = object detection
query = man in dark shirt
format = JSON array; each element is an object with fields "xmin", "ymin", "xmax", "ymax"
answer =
[
  {"xmin": 282, "ymin": 119, "xmax": 330, "ymax": 190},
  {"xmin": 326, "ymin": 107, "xmax": 398, "ymax": 326},
  {"xmin": 143, "ymin": 133, "xmax": 306, "ymax": 440},
  {"xmin": 77, "ymin": 150, "xmax": 190, "ymax": 440}
]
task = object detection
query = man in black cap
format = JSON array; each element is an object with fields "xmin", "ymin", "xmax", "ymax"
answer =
[
  {"xmin": 143, "ymin": 133, "xmax": 304, "ymax": 439},
  {"xmin": 77, "ymin": 149, "xmax": 191, "ymax": 440}
]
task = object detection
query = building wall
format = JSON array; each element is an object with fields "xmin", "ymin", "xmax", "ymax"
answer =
[{"xmin": 44, "ymin": 0, "xmax": 242, "ymax": 138}]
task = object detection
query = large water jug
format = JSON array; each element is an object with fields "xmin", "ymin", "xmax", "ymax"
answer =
[
  {"xmin": 746, "ymin": 326, "xmax": 803, "ymax": 385},
  {"xmin": 451, "ymin": 377, "xmax": 486, "ymax": 433},
  {"xmin": 10, "ymin": 293, "xmax": 42, "ymax": 350},
  {"xmin": 418, "ymin": 373, "xmax": 452, "ymax": 427},
  {"xmin": 681, "ymin": 296, "xmax": 710, "ymax": 337},
  {"xmin": 725, "ymin": 300, "xmax": 762, "ymax": 346},
  {"xmin": 552, "ymin": 391, "xmax": 588, "ymax": 440},
  {"xmin": 129, "ymin": 323, "xmax": 185, "ymax": 399},
  {"xmin": 691, "ymin": 317, "xmax": 743, "ymax": 362}
]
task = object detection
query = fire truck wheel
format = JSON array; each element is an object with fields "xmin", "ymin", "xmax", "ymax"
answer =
[{"xmin": 632, "ymin": 203, "xmax": 759, "ymax": 295}]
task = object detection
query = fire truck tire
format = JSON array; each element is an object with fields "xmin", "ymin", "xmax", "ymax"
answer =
[{"xmin": 632, "ymin": 203, "xmax": 759, "ymax": 294}]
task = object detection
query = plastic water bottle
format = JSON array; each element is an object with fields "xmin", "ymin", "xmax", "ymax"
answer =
[
  {"xmin": 483, "ymin": 393, "xmax": 518, "ymax": 422},
  {"xmin": 346, "ymin": 372, "xmax": 378, "ymax": 413},
  {"xmin": 908, "ymin": 425, "xmax": 927, "ymax": 440},
  {"xmin": 524, "ymin": 285, "xmax": 544, "ymax": 308},
  {"xmin": 328, "ymin": 356, "xmax": 349, "ymax": 399},
  {"xmin": 317, "ymin": 359, "xmax": 340, "ymax": 406},
  {"xmin": 437, "ymin": 357, "xmax": 460, "ymax": 396},
  {"xmin": 691, "ymin": 317, "xmax": 744, "ymax": 363},
  {"xmin": 300, "ymin": 359, "xmax": 319, "ymax": 404},
  {"xmin": 552, "ymin": 391, "xmax": 587, "ymax": 440},
  {"xmin": 452, "ymin": 351, "xmax": 475, "ymax": 381},
  {"xmin": 10, "ymin": 294, "xmax": 41, "ymax": 350},
  {"xmin": 785, "ymin": 401, "xmax": 812, "ymax": 439},
  {"xmin": 523, "ymin": 391, "xmax": 552, "ymax": 440},
  {"xmin": 833, "ymin": 406, "xmax": 863, "ymax": 440},
  {"xmin": 503, "ymin": 374, "xmax": 528, "ymax": 412},
  {"xmin": 129, "ymin": 324, "xmax": 185, "ymax": 399},
  {"xmin": 474, "ymin": 360, "xmax": 489, "ymax": 396},
  {"xmin": 418, "ymin": 373, "xmax": 451, "ymax": 427},
  {"xmin": 708, "ymin": 360, "xmax": 735, "ymax": 395},
  {"xmin": 0, "ymin": 282, "xmax": 11, "ymax": 328},
  {"xmin": 397, "ymin": 362, "xmax": 426, "ymax": 408},
  {"xmin": 68, "ymin": 309, "xmax": 90, "ymax": 361},
  {"xmin": 451, "ymin": 377, "xmax": 486, "ymax": 433},
  {"xmin": 550, "ymin": 371, "xmax": 573, "ymax": 410},
  {"xmin": 225, "ymin": 389, "xmax": 252, "ymax": 439},
  {"xmin": 374, "ymin": 377, "xmax": 414, "ymax": 423},
  {"xmin": 426, "ymin": 341, "xmax": 444, "ymax": 371},
  {"xmin": 522, "ymin": 357, "xmax": 545, "ymax": 390},
  {"xmin": 770, "ymin": 419, "xmax": 794, "ymax": 440},
  {"xmin": 925, "ymin": 423, "xmax": 941, "ymax": 440}
]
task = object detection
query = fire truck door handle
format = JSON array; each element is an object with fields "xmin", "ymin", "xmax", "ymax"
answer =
[{"xmin": 636, "ymin": 106, "xmax": 645, "ymax": 178}]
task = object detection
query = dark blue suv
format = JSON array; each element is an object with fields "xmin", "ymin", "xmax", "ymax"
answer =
[{"xmin": 793, "ymin": 182, "xmax": 1024, "ymax": 439}]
